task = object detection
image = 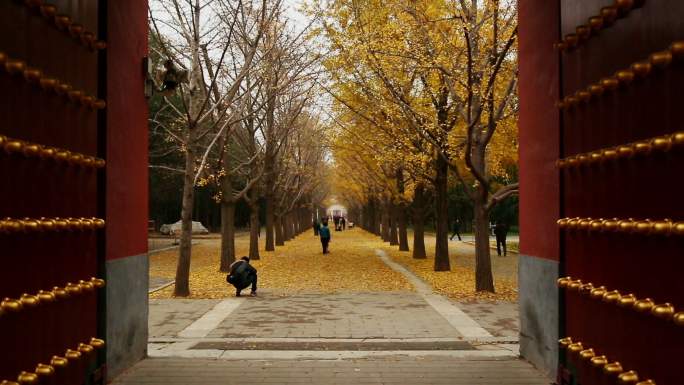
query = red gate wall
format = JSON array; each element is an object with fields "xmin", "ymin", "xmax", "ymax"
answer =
[
  {"xmin": 103, "ymin": 0, "xmax": 149, "ymax": 379},
  {"xmin": 518, "ymin": 0, "xmax": 562, "ymax": 377},
  {"xmin": 558, "ymin": 1, "xmax": 684, "ymax": 384},
  {"xmin": 0, "ymin": 0, "xmax": 106, "ymax": 383},
  {"xmin": 106, "ymin": 0, "xmax": 148, "ymax": 262}
]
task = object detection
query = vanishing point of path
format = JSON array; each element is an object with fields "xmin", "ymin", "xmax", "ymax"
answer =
[{"xmin": 114, "ymin": 229, "xmax": 547, "ymax": 385}]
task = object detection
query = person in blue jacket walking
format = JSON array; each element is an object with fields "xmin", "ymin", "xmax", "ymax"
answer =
[{"xmin": 319, "ymin": 220, "xmax": 331, "ymax": 254}]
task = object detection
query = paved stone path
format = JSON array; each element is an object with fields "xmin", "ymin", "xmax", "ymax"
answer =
[
  {"xmin": 118, "ymin": 236, "xmax": 545, "ymax": 384},
  {"xmin": 149, "ymin": 277, "xmax": 175, "ymax": 293},
  {"xmin": 457, "ymin": 301, "xmax": 519, "ymax": 338},
  {"xmin": 209, "ymin": 292, "xmax": 461, "ymax": 339},
  {"xmin": 112, "ymin": 357, "xmax": 549, "ymax": 385},
  {"xmin": 149, "ymin": 299, "xmax": 220, "ymax": 338}
]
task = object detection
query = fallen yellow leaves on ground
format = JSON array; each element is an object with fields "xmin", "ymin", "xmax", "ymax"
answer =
[
  {"xmin": 378, "ymin": 232, "xmax": 518, "ymax": 302},
  {"xmin": 149, "ymin": 229, "xmax": 413, "ymax": 299},
  {"xmin": 149, "ymin": 228, "xmax": 517, "ymax": 301}
]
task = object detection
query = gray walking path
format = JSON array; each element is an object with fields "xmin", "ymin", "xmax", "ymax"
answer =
[
  {"xmin": 114, "ymin": 238, "xmax": 545, "ymax": 385},
  {"xmin": 375, "ymin": 250, "xmax": 492, "ymax": 339},
  {"xmin": 113, "ymin": 357, "xmax": 549, "ymax": 385}
]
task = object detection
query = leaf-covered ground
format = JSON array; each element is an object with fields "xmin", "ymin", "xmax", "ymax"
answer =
[
  {"xmin": 371, "ymin": 232, "xmax": 518, "ymax": 302},
  {"xmin": 149, "ymin": 228, "xmax": 413, "ymax": 299},
  {"xmin": 149, "ymin": 228, "xmax": 517, "ymax": 301}
]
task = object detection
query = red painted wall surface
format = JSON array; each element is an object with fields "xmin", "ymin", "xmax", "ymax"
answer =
[
  {"xmin": 518, "ymin": 0, "xmax": 561, "ymax": 262},
  {"xmin": 106, "ymin": 0, "xmax": 148, "ymax": 260}
]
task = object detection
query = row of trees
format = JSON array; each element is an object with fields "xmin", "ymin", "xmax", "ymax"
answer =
[
  {"xmin": 149, "ymin": 0, "xmax": 329, "ymax": 296},
  {"xmin": 317, "ymin": 0, "xmax": 519, "ymax": 292}
]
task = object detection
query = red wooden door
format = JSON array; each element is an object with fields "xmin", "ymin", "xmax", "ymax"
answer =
[
  {"xmin": 557, "ymin": 1, "xmax": 684, "ymax": 384},
  {"xmin": 0, "ymin": 1, "xmax": 106, "ymax": 383}
]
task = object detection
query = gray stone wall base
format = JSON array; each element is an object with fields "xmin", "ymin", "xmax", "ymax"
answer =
[
  {"xmin": 518, "ymin": 254, "xmax": 558, "ymax": 379},
  {"xmin": 106, "ymin": 253, "xmax": 149, "ymax": 380}
]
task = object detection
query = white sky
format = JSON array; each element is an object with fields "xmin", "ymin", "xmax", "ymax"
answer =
[{"xmin": 282, "ymin": 0, "xmax": 309, "ymax": 30}]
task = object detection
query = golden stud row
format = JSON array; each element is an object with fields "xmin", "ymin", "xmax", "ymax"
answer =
[
  {"xmin": 555, "ymin": 0, "xmax": 646, "ymax": 52},
  {"xmin": 0, "ymin": 217, "xmax": 105, "ymax": 234},
  {"xmin": 557, "ymin": 277, "xmax": 684, "ymax": 327},
  {"xmin": 0, "ymin": 277, "xmax": 105, "ymax": 317},
  {"xmin": 0, "ymin": 135, "xmax": 105, "ymax": 168},
  {"xmin": 0, "ymin": 337, "xmax": 105, "ymax": 385},
  {"xmin": 557, "ymin": 217, "xmax": 684, "ymax": 236},
  {"xmin": 15, "ymin": 0, "xmax": 106, "ymax": 51},
  {"xmin": 557, "ymin": 132, "xmax": 684, "ymax": 168},
  {"xmin": 0, "ymin": 52, "xmax": 106, "ymax": 110},
  {"xmin": 557, "ymin": 41, "xmax": 684, "ymax": 110},
  {"xmin": 558, "ymin": 337, "xmax": 655, "ymax": 385}
]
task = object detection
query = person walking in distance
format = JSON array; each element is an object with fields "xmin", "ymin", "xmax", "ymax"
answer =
[
  {"xmin": 226, "ymin": 256, "xmax": 258, "ymax": 297},
  {"xmin": 319, "ymin": 220, "xmax": 331, "ymax": 254},
  {"xmin": 313, "ymin": 218, "xmax": 320, "ymax": 236},
  {"xmin": 494, "ymin": 222, "xmax": 509, "ymax": 257},
  {"xmin": 449, "ymin": 218, "xmax": 462, "ymax": 241}
]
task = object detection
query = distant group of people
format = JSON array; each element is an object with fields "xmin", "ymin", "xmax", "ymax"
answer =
[
  {"xmin": 450, "ymin": 218, "xmax": 510, "ymax": 257},
  {"xmin": 334, "ymin": 216, "xmax": 347, "ymax": 231}
]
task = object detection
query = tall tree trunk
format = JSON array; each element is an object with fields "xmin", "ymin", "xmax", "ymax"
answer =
[
  {"xmin": 474, "ymin": 194, "xmax": 495, "ymax": 292},
  {"xmin": 265, "ymin": 198, "xmax": 275, "ymax": 251},
  {"xmin": 285, "ymin": 213, "xmax": 293, "ymax": 241},
  {"xmin": 433, "ymin": 155, "xmax": 451, "ymax": 271},
  {"xmin": 366, "ymin": 203, "xmax": 372, "ymax": 233},
  {"xmin": 219, "ymin": 201, "xmax": 236, "ymax": 272},
  {"xmin": 381, "ymin": 203, "xmax": 390, "ymax": 242},
  {"xmin": 249, "ymin": 204, "xmax": 260, "ymax": 260},
  {"xmin": 292, "ymin": 211, "xmax": 298, "ymax": 236},
  {"xmin": 397, "ymin": 204, "xmax": 409, "ymax": 251},
  {"xmin": 174, "ymin": 148, "xmax": 196, "ymax": 296},
  {"xmin": 174, "ymin": 5, "xmax": 205, "ymax": 297},
  {"xmin": 412, "ymin": 184, "xmax": 427, "ymax": 259},
  {"xmin": 389, "ymin": 204, "xmax": 398, "ymax": 245},
  {"xmin": 375, "ymin": 204, "xmax": 381, "ymax": 235},
  {"xmin": 394, "ymin": 169, "xmax": 408, "ymax": 251},
  {"xmin": 302, "ymin": 209, "xmax": 307, "ymax": 234},
  {"xmin": 282, "ymin": 215, "xmax": 289, "ymax": 242},
  {"xmin": 275, "ymin": 214, "xmax": 284, "ymax": 246},
  {"xmin": 295, "ymin": 209, "xmax": 302, "ymax": 235}
]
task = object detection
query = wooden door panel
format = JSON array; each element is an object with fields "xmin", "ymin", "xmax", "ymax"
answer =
[
  {"xmin": 0, "ymin": 1, "xmax": 105, "ymax": 383},
  {"xmin": 558, "ymin": 1, "xmax": 684, "ymax": 385}
]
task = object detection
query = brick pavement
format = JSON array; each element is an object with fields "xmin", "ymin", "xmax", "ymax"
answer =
[
  {"xmin": 149, "ymin": 299, "xmax": 220, "ymax": 338},
  {"xmin": 129, "ymin": 236, "xmax": 547, "ymax": 385},
  {"xmin": 112, "ymin": 357, "xmax": 549, "ymax": 385},
  {"xmin": 456, "ymin": 301, "xmax": 519, "ymax": 338},
  {"xmin": 208, "ymin": 292, "xmax": 461, "ymax": 339}
]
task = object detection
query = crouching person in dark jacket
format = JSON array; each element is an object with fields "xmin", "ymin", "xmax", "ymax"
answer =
[{"xmin": 227, "ymin": 256, "xmax": 258, "ymax": 297}]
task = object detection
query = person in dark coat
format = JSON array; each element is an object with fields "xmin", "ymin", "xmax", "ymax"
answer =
[
  {"xmin": 450, "ymin": 219, "xmax": 462, "ymax": 241},
  {"xmin": 313, "ymin": 219, "xmax": 320, "ymax": 236},
  {"xmin": 341, "ymin": 217, "xmax": 346, "ymax": 230},
  {"xmin": 226, "ymin": 256, "xmax": 258, "ymax": 297},
  {"xmin": 319, "ymin": 220, "xmax": 331, "ymax": 254},
  {"xmin": 494, "ymin": 222, "xmax": 509, "ymax": 257}
]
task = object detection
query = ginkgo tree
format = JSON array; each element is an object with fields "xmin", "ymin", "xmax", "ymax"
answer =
[{"xmin": 316, "ymin": 0, "xmax": 519, "ymax": 292}]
